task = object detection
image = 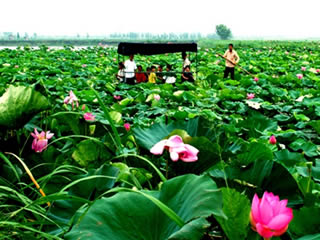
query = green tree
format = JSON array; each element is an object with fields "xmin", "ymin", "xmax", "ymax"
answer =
[{"xmin": 216, "ymin": 24, "xmax": 232, "ymax": 40}]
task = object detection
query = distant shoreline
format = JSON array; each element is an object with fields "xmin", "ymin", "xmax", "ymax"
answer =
[{"xmin": 0, "ymin": 38, "xmax": 319, "ymax": 47}]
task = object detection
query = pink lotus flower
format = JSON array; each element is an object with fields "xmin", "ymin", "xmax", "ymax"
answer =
[
  {"xmin": 14, "ymin": 65, "xmax": 19, "ymax": 68},
  {"xmin": 114, "ymin": 95, "xmax": 122, "ymax": 100},
  {"xmin": 31, "ymin": 128, "xmax": 54, "ymax": 153},
  {"xmin": 250, "ymin": 191, "xmax": 293, "ymax": 239},
  {"xmin": 124, "ymin": 123, "xmax": 131, "ymax": 131},
  {"xmin": 82, "ymin": 64, "xmax": 87, "ymax": 68},
  {"xmin": 154, "ymin": 94, "xmax": 160, "ymax": 101},
  {"xmin": 64, "ymin": 90, "xmax": 79, "ymax": 109},
  {"xmin": 254, "ymin": 77, "xmax": 259, "ymax": 82},
  {"xmin": 81, "ymin": 104, "xmax": 86, "ymax": 111},
  {"xmin": 247, "ymin": 93, "xmax": 255, "ymax": 100},
  {"xmin": 285, "ymin": 51, "xmax": 289, "ymax": 55},
  {"xmin": 316, "ymin": 69, "xmax": 320, "ymax": 73},
  {"xmin": 269, "ymin": 135, "xmax": 277, "ymax": 145},
  {"xmin": 301, "ymin": 67, "xmax": 306, "ymax": 71},
  {"xmin": 84, "ymin": 112, "xmax": 95, "ymax": 121},
  {"xmin": 150, "ymin": 135, "xmax": 199, "ymax": 162},
  {"xmin": 296, "ymin": 74, "xmax": 303, "ymax": 79}
]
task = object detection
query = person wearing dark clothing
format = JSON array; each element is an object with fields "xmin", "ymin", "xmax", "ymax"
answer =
[
  {"xmin": 157, "ymin": 65, "xmax": 164, "ymax": 82},
  {"xmin": 181, "ymin": 65, "xmax": 194, "ymax": 82}
]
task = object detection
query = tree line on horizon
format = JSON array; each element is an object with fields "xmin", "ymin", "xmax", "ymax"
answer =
[{"xmin": 0, "ymin": 25, "xmax": 232, "ymax": 41}]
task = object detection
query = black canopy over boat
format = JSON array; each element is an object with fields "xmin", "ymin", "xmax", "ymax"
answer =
[{"xmin": 117, "ymin": 42, "xmax": 197, "ymax": 56}]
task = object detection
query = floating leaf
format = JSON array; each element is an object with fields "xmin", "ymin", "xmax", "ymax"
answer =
[{"xmin": 0, "ymin": 85, "xmax": 50, "ymax": 128}]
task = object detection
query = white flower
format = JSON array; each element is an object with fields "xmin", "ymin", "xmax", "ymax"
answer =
[
  {"xmin": 279, "ymin": 144, "xmax": 286, "ymax": 149},
  {"xmin": 246, "ymin": 100, "xmax": 261, "ymax": 109},
  {"xmin": 296, "ymin": 94, "xmax": 312, "ymax": 102},
  {"xmin": 296, "ymin": 96, "xmax": 305, "ymax": 102}
]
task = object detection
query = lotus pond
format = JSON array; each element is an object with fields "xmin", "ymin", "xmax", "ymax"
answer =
[{"xmin": 0, "ymin": 42, "xmax": 320, "ymax": 240}]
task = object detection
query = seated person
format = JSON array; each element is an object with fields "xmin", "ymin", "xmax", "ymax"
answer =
[
  {"xmin": 181, "ymin": 65, "xmax": 194, "ymax": 82},
  {"xmin": 146, "ymin": 67, "xmax": 151, "ymax": 79},
  {"xmin": 164, "ymin": 64, "xmax": 176, "ymax": 84},
  {"xmin": 136, "ymin": 65, "xmax": 147, "ymax": 83},
  {"xmin": 157, "ymin": 65, "xmax": 164, "ymax": 82},
  {"xmin": 148, "ymin": 66, "xmax": 157, "ymax": 83},
  {"xmin": 116, "ymin": 62, "xmax": 125, "ymax": 82}
]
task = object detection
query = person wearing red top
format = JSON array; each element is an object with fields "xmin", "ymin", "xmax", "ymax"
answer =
[{"xmin": 136, "ymin": 65, "xmax": 147, "ymax": 83}]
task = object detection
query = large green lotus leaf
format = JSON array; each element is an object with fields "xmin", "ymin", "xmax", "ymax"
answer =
[
  {"xmin": 296, "ymin": 234, "xmax": 320, "ymax": 240},
  {"xmin": 239, "ymin": 111, "xmax": 278, "ymax": 138},
  {"xmin": 275, "ymin": 149, "xmax": 306, "ymax": 167},
  {"xmin": 72, "ymin": 140, "xmax": 111, "ymax": 167},
  {"xmin": 289, "ymin": 207, "xmax": 320, "ymax": 237},
  {"xmin": 0, "ymin": 85, "xmax": 50, "ymax": 128},
  {"xmin": 215, "ymin": 188, "xmax": 251, "ymax": 240},
  {"xmin": 236, "ymin": 142, "xmax": 273, "ymax": 166},
  {"xmin": 133, "ymin": 117, "xmax": 214, "ymax": 150},
  {"xmin": 168, "ymin": 217, "xmax": 210, "ymax": 240},
  {"xmin": 65, "ymin": 174, "xmax": 224, "ymax": 240}
]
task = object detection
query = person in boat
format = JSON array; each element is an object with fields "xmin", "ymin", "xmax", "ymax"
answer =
[
  {"xmin": 136, "ymin": 65, "xmax": 147, "ymax": 83},
  {"xmin": 116, "ymin": 62, "xmax": 125, "ymax": 82},
  {"xmin": 148, "ymin": 66, "xmax": 157, "ymax": 83},
  {"xmin": 181, "ymin": 65, "xmax": 194, "ymax": 82},
  {"xmin": 124, "ymin": 54, "xmax": 137, "ymax": 84},
  {"xmin": 164, "ymin": 64, "xmax": 176, "ymax": 84}
]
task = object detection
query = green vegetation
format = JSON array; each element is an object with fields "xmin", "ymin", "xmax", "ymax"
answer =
[{"xmin": 0, "ymin": 41, "xmax": 320, "ymax": 239}]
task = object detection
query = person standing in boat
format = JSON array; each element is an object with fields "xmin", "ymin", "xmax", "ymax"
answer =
[{"xmin": 124, "ymin": 54, "xmax": 137, "ymax": 84}]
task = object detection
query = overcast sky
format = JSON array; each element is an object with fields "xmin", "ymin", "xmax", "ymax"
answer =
[{"xmin": 1, "ymin": 0, "xmax": 319, "ymax": 39}]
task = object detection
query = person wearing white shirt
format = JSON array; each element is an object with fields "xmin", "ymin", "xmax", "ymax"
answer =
[
  {"xmin": 223, "ymin": 43, "xmax": 240, "ymax": 80},
  {"xmin": 116, "ymin": 62, "xmax": 125, "ymax": 82},
  {"xmin": 124, "ymin": 55, "xmax": 137, "ymax": 85},
  {"xmin": 182, "ymin": 52, "xmax": 191, "ymax": 70}
]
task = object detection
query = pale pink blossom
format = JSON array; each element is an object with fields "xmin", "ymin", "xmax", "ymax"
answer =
[
  {"xmin": 247, "ymin": 93, "xmax": 255, "ymax": 100},
  {"xmin": 114, "ymin": 95, "xmax": 122, "ymax": 100},
  {"xmin": 154, "ymin": 94, "xmax": 160, "ymax": 101},
  {"xmin": 296, "ymin": 74, "xmax": 303, "ymax": 79},
  {"xmin": 31, "ymin": 128, "xmax": 54, "ymax": 153},
  {"xmin": 301, "ymin": 67, "xmax": 306, "ymax": 71},
  {"xmin": 254, "ymin": 77, "xmax": 259, "ymax": 82},
  {"xmin": 64, "ymin": 90, "xmax": 79, "ymax": 109},
  {"xmin": 150, "ymin": 135, "xmax": 199, "ymax": 162}
]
